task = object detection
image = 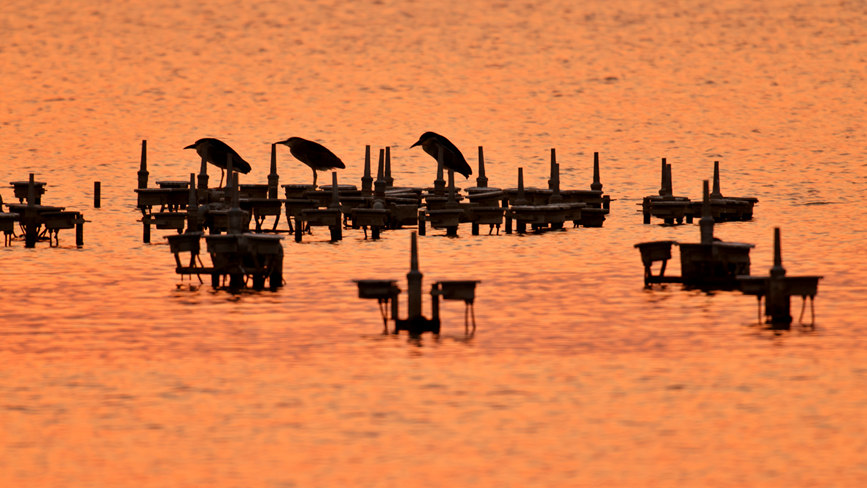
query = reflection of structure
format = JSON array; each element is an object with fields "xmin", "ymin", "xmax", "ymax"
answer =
[
  {"xmin": 355, "ymin": 232, "xmax": 479, "ymax": 335},
  {"xmin": 738, "ymin": 228, "xmax": 822, "ymax": 329},
  {"xmin": 2, "ymin": 173, "xmax": 86, "ymax": 248},
  {"xmin": 635, "ymin": 180, "xmax": 754, "ymax": 288},
  {"xmin": 642, "ymin": 160, "xmax": 757, "ymax": 225}
]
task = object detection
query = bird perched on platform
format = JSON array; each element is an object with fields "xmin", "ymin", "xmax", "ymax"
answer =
[
  {"xmin": 410, "ymin": 132, "xmax": 472, "ymax": 178},
  {"xmin": 275, "ymin": 137, "xmax": 345, "ymax": 187},
  {"xmin": 184, "ymin": 138, "xmax": 252, "ymax": 187}
]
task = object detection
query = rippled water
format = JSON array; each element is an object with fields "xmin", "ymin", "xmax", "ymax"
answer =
[{"xmin": 2, "ymin": 0, "xmax": 867, "ymax": 485}]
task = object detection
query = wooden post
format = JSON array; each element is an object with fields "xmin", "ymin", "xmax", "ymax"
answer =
[
  {"xmin": 476, "ymin": 146, "xmax": 488, "ymax": 188},
  {"xmin": 665, "ymin": 162, "xmax": 673, "ymax": 197},
  {"xmin": 767, "ymin": 227, "xmax": 791, "ymax": 327},
  {"xmin": 330, "ymin": 172, "xmax": 342, "ymax": 241},
  {"xmin": 711, "ymin": 160, "xmax": 723, "ymax": 199},
  {"xmin": 431, "ymin": 284, "xmax": 440, "ymax": 323},
  {"xmin": 361, "ymin": 145, "xmax": 373, "ymax": 197},
  {"xmin": 93, "ymin": 181, "xmax": 101, "ymax": 208},
  {"xmin": 548, "ymin": 148, "xmax": 556, "ymax": 190},
  {"xmin": 515, "ymin": 167, "xmax": 527, "ymax": 205},
  {"xmin": 137, "ymin": 140, "xmax": 149, "ymax": 189},
  {"xmin": 503, "ymin": 197, "xmax": 512, "ymax": 234},
  {"xmin": 407, "ymin": 232, "xmax": 423, "ymax": 319},
  {"xmin": 591, "ymin": 152, "xmax": 603, "ymax": 191},
  {"xmin": 700, "ymin": 180, "xmax": 713, "ymax": 245},
  {"xmin": 142, "ymin": 214, "xmax": 151, "ymax": 244},
  {"xmin": 75, "ymin": 214, "xmax": 84, "ymax": 247},
  {"xmin": 385, "ymin": 146, "xmax": 393, "ymax": 187},
  {"xmin": 24, "ymin": 173, "xmax": 38, "ymax": 248},
  {"xmin": 197, "ymin": 154, "xmax": 209, "ymax": 199},
  {"xmin": 268, "ymin": 143, "xmax": 279, "ymax": 199},
  {"xmin": 374, "ymin": 148, "xmax": 386, "ymax": 203},
  {"xmin": 434, "ymin": 146, "xmax": 445, "ymax": 196},
  {"xmin": 418, "ymin": 209, "xmax": 426, "ymax": 236},
  {"xmin": 658, "ymin": 158, "xmax": 668, "ymax": 196}
]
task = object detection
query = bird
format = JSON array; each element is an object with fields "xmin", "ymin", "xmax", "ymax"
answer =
[
  {"xmin": 274, "ymin": 137, "xmax": 345, "ymax": 187},
  {"xmin": 410, "ymin": 132, "xmax": 472, "ymax": 179},
  {"xmin": 184, "ymin": 138, "xmax": 252, "ymax": 188}
]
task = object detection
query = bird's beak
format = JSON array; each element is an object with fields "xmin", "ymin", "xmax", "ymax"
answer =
[
  {"xmin": 183, "ymin": 144, "xmax": 195, "ymax": 150},
  {"xmin": 410, "ymin": 140, "xmax": 421, "ymax": 148}
]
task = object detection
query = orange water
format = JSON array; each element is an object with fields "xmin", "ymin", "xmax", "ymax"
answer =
[{"xmin": 2, "ymin": 0, "xmax": 866, "ymax": 486}]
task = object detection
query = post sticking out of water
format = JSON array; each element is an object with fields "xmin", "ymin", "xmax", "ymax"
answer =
[
  {"xmin": 658, "ymin": 158, "xmax": 668, "ymax": 196},
  {"xmin": 767, "ymin": 227, "xmax": 791, "ymax": 326},
  {"xmin": 137, "ymin": 140, "xmax": 149, "ymax": 189},
  {"xmin": 385, "ymin": 146, "xmax": 393, "ymax": 187},
  {"xmin": 550, "ymin": 155, "xmax": 562, "ymax": 203},
  {"xmin": 434, "ymin": 146, "xmax": 445, "ymax": 196},
  {"xmin": 197, "ymin": 153, "xmax": 209, "ymax": 196},
  {"xmin": 407, "ymin": 231, "xmax": 423, "ymax": 320},
  {"xmin": 24, "ymin": 173, "xmax": 37, "ymax": 248},
  {"xmin": 374, "ymin": 148, "xmax": 386, "ymax": 201},
  {"xmin": 711, "ymin": 161, "xmax": 722, "ymax": 199},
  {"xmin": 591, "ymin": 152, "xmax": 603, "ymax": 191},
  {"xmin": 361, "ymin": 145, "xmax": 373, "ymax": 197},
  {"xmin": 515, "ymin": 167, "xmax": 527, "ymax": 205},
  {"xmin": 268, "ymin": 143, "xmax": 279, "ymax": 199},
  {"xmin": 476, "ymin": 146, "xmax": 488, "ymax": 188},
  {"xmin": 548, "ymin": 148, "xmax": 556, "ymax": 190},
  {"xmin": 94, "ymin": 181, "xmax": 101, "ymax": 208},
  {"xmin": 700, "ymin": 180, "xmax": 714, "ymax": 245},
  {"xmin": 329, "ymin": 172, "xmax": 340, "ymax": 210}
]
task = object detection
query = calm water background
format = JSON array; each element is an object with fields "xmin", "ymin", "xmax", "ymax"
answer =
[{"xmin": 2, "ymin": 0, "xmax": 866, "ymax": 485}]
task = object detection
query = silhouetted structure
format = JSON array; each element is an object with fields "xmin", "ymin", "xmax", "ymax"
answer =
[
  {"xmin": 635, "ymin": 180, "xmax": 753, "ymax": 288},
  {"xmin": 738, "ymin": 228, "xmax": 822, "ymax": 329},
  {"xmin": 411, "ymin": 132, "xmax": 472, "ymax": 179},
  {"xmin": 275, "ymin": 136, "xmax": 345, "ymax": 187},
  {"xmin": 355, "ymin": 232, "xmax": 479, "ymax": 335},
  {"xmin": 4, "ymin": 173, "xmax": 85, "ymax": 248},
  {"xmin": 184, "ymin": 138, "xmax": 252, "ymax": 188}
]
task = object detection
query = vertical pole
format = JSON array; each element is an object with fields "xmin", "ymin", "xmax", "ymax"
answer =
[
  {"xmin": 24, "ymin": 173, "xmax": 38, "ymax": 248},
  {"xmin": 434, "ymin": 146, "xmax": 445, "ymax": 196},
  {"xmin": 137, "ymin": 139, "xmax": 149, "ymax": 189},
  {"xmin": 385, "ymin": 146, "xmax": 394, "ymax": 187},
  {"xmin": 711, "ymin": 160, "xmax": 722, "ymax": 199},
  {"xmin": 548, "ymin": 148, "xmax": 556, "ymax": 190},
  {"xmin": 665, "ymin": 162, "xmax": 673, "ymax": 197},
  {"xmin": 503, "ymin": 196, "xmax": 512, "ymax": 234},
  {"xmin": 268, "ymin": 143, "xmax": 279, "ymax": 199},
  {"xmin": 515, "ymin": 167, "xmax": 526, "ymax": 205},
  {"xmin": 418, "ymin": 209, "xmax": 426, "ymax": 236},
  {"xmin": 374, "ymin": 148, "xmax": 386, "ymax": 201},
  {"xmin": 658, "ymin": 158, "xmax": 668, "ymax": 196},
  {"xmin": 700, "ymin": 180, "xmax": 714, "ymax": 245},
  {"xmin": 361, "ymin": 145, "xmax": 373, "ymax": 197},
  {"xmin": 476, "ymin": 146, "xmax": 488, "ymax": 188},
  {"xmin": 591, "ymin": 151, "xmax": 603, "ymax": 191},
  {"xmin": 767, "ymin": 227, "xmax": 791, "ymax": 327},
  {"xmin": 142, "ymin": 214, "xmax": 151, "ymax": 244},
  {"xmin": 93, "ymin": 181, "xmax": 101, "ymax": 208},
  {"xmin": 197, "ymin": 154, "xmax": 209, "ymax": 201},
  {"xmin": 330, "ymin": 172, "xmax": 342, "ymax": 241},
  {"xmin": 75, "ymin": 214, "xmax": 84, "ymax": 247},
  {"xmin": 407, "ymin": 231, "xmax": 423, "ymax": 319},
  {"xmin": 431, "ymin": 284, "xmax": 440, "ymax": 323}
]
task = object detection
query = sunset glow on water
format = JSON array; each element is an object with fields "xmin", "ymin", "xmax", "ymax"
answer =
[{"xmin": 2, "ymin": 0, "xmax": 866, "ymax": 485}]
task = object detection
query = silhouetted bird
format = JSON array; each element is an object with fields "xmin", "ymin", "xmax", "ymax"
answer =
[
  {"xmin": 275, "ymin": 137, "xmax": 345, "ymax": 187},
  {"xmin": 410, "ymin": 132, "xmax": 472, "ymax": 178},
  {"xmin": 184, "ymin": 138, "xmax": 252, "ymax": 187}
]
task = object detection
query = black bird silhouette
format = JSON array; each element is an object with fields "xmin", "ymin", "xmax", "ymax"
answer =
[
  {"xmin": 410, "ymin": 132, "xmax": 472, "ymax": 178},
  {"xmin": 275, "ymin": 137, "xmax": 345, "ymax": 187},
  {"xmin": 184, "ymin": 138, "xmax": 252, "ymax": 187}
]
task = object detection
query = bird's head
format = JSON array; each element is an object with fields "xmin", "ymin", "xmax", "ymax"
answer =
[
  {"xmin": 274, "ymin": 137, "xmax": 301, "ymax": 148},
  {"xmin": 410, "ymin": 132, "xmax": 438, "ymax": 149},
  {"xmin": 184, "ymin": 139, "xmax": 208, "ymax": 151}
]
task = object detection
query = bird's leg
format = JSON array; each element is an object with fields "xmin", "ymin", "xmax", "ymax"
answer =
[
  {"xmin": 219, "ymin": 169, "xmax": 225, "ymax": 188},
  {"xmin": 312, "ymin": 169, "xmax": 318, "ymax": 188}
]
